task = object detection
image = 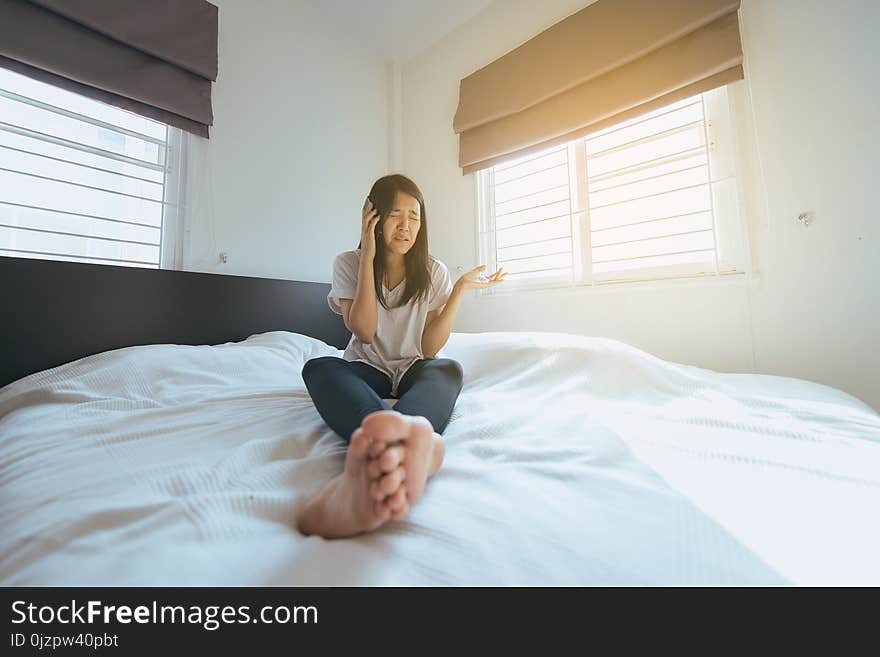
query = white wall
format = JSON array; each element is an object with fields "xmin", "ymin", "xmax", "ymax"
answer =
[
  {"xmin": 184, "ymin": 0, "xmax": 389, "ymax": 284},
  {"xmin": 399, "ymin": 0, "xmax": 879, "ymax": 410},
  {"xmin": 738, "ymin": 0, "xmax": 879, "ymax": 410}
]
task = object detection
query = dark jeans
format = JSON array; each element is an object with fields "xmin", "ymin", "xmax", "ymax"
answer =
[{"xmin": 301, "ymin": 356, "xmax": 463, "ymax": 443}]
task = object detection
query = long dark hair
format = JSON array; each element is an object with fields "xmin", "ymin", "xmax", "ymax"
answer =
[{"xmin": 357, "ymin": 174, "xmax": 432, "ymax": 310}]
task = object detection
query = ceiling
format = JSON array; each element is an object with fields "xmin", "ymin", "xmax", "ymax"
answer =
[{"xmin": 311, "ymin": 0, "xmax": 494, "ymax": 64}]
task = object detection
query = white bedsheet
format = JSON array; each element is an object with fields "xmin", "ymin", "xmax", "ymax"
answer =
[{"xmin": 1, "ymin": 330, "xmax": 878, "ymax": 585}]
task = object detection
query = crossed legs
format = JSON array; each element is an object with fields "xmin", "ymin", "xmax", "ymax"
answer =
[{"xmin": 297, "ymin": 357, "xmax": 463, "ymax": 538}]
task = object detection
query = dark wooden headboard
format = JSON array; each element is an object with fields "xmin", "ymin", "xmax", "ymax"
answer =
[{"xmin": 0, "ymin": 256, "xmax": 351, "ymax": 388}]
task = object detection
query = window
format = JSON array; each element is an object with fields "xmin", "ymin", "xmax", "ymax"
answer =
[
  {"xmin": 476, "ymin": 83, "xmax": 751, "ymax": 292},
  {"xmin": 0, "ymin": 68, "xmax": 186, "ymax": 269}
]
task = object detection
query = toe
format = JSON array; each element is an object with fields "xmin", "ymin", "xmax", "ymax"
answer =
[
  {"xmin": 390, "ymin": 494, "xmax": 409, "ymax": 521},
  {"xmin": 367, "ymin": 459, "xmax": 383, "ymax": 480},
  {"xmin": 361, "ymin": 410, "xmax": 410, "ymax": 443},
  {"xmin": 379, "ymin": 445, "xmax": 404, "ymax": 472},
  {"xmin": 367, "ymin": 438, "xmax": 387, "ymax": 459},
  {"xmin": 387, "ymin": 487, "xmax": 407, "ymax": 512},
  {"xmin": 380, "ymin": 466, "xmax": 405, "ymax": 495},
  {"xmin": 348, "ymin": 429, "xmax": 370, "ymax": 462},
  {"xmin": 409, "ymin": 415, "xmax": 434, "ymax": 433},
  {"xmin": 405, "ymin": 416, "xmax": 435, "ymax": 444}
]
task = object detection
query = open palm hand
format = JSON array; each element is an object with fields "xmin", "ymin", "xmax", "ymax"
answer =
[{"xmin": 456, "ymin": 265, "xmax": 508, "ymax": 291}]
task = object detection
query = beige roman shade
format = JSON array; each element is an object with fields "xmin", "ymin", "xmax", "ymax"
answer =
[{"xmin": 454, "ymin": 0, "xmax": 744, "ymax": 174}]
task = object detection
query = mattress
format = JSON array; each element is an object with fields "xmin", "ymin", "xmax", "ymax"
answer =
[{"xmin": 1, "ymin": 330, "xmax": 878, "ymax": 585}]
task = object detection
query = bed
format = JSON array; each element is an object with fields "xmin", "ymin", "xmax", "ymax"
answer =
[{"xmin": 2, "ymin": 256, "xmax": 879, "ymax": 586}]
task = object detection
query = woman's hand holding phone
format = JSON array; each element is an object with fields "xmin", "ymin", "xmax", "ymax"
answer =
[{"xmin": 361, "ymin": 196, "xmax": 380, "ymax": 261}]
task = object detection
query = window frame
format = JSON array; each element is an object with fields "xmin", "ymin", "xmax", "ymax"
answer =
[
  {"xmin": 159, "ymin": 125, "xmax": 188, "ymax": 270},
  {"xmin": 475, "ymin": 82, "xmax": 756, "ymax": 297}
]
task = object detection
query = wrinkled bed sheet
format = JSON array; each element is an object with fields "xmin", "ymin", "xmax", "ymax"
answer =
[{"xmin": 1, "ymin": 330, "xmax": 878, "ymax": 585}]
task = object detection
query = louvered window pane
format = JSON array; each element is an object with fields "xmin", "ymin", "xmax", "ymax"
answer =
[
  {"xmin": 490, "ymin": 143, "xmax": 575, "ymax": 283},
  {"xmin": 478, "ymin": 84, "xmax": 747, "ymax": 291},
  {"xmin": 0, "ymin": 67, "xmax": 181, "ymax": 269},
  {"xmin": 586, "ymin": 95, "xmax": 715, "ymax": 280}
]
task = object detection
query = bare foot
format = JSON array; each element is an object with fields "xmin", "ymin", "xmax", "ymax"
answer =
[
  {"xmin": 297, "ymin": 427, "xmax": 405, "ymax": 538},
  {"xmin": 360, "ymin": 410, "xmax": 445, "ymax": 506}
]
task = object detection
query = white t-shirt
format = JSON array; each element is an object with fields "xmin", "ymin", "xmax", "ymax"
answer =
[{"xmin": 327, "ymin": 248, "xmax": 454, "ymax": 396}]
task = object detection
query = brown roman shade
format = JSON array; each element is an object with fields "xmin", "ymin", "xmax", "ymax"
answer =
[
  {"xmin": 0, "ymin": 0, "xmax": 218, "ymax": 138},
  {"xmin": 453, "ymin": 0, "xmax": 743, "ymax": 174}
]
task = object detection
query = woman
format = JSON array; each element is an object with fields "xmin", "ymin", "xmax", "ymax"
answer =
[{"xmin": 297, "ymin": 174, "xmax": 506, "ymax": 539}]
